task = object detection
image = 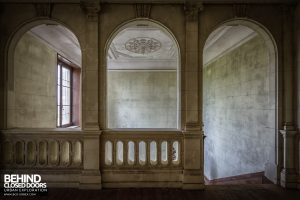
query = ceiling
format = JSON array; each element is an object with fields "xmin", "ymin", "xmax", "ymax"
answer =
[
  {"xmin": 107, "ymin": 26, "xmax": 178, "ymax": 70},
  {"xmin": 29, "ymin": 24, "xmax": 81, "ymax": 67},
  {"xmin": 203, "ymin": 25, "xmax": 257, "ymax": 66}
]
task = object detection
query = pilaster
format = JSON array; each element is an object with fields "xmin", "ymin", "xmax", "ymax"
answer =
[
  {"xmin": 182, "ymin": 1, "xmax": 204, "ymax": 190},
  {"xmin": 79, "ymin": 1, "xmax": 101, "ymax": 189},
  {"xmin": 184, "ymin": 1, "xmax": 203, "ymax": 130},
  {"xmin": 80, "ymin": 131, "xmax": 102, "ymax": 189},
  {"xmin": 279, "ymin": 5, "xmax": 298, "ymax": 189},
  {"xmin": 80, "ymin": 0, "xmax": 100, "ymax": 130}
]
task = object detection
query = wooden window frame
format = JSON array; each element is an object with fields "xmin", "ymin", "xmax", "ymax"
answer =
[{"xmin": 57, "ymin": 55, "xmax": 73, "ymax": 128}]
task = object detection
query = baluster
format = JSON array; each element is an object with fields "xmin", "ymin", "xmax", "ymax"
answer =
[
  {"xmin": 146, "ymin": 140, "xmax": 150, "ymax": 167},
  {"xmin": 124, "ymin": 140, "xmax": 128, "ymax": 166},
  {"xmin": 58, "ymin": 140, "xmax": 62, "ymax": 166},
  {"xmin": 157, "ymin": 140, "xmax": 161, "ymax": 167},
  {"xmin": 135, "ymin": 140, "xmax": 139, "ymax": 167},
  {"xmin": 80, "ymin": 140, "xmax": 83, "ymax": 166},
  {"xmin": 168, "ymin": 140, "xmax": 172, "ymax": 167},
  {"xmin": 70, "ymin": 140, "xmax": 73, "ymax": 166},
  {"xmin": 113, "ymin": 140, "xmax": 116, "ymax": 166}
]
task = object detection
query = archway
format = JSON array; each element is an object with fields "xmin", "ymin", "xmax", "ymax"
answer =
[
  {"xmin": 6, "ymin": 21, "xmax": 82, "ymax": 129},
  {"xmin": 105, "ymin": 19, "xmax": 181, "ymax": 129},
  {"xmin": 203, "ymin": 19, "xmax": 278, "ymax": 185}
]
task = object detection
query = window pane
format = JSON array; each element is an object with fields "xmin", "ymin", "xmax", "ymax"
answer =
[
  {"xmin": 62, "ymin": 105, "xmax": 70, "ymax": 125},
  {"xmin": 57, "ymin": 63, "xmax": 72, "ymax": 127},
  {"xmin": 62, "ymin": 66, "xmax": 71, "ymax": 87},
  {"xmin": 62, "ymin": 87, "xmax": 71, "ymax": 106}
]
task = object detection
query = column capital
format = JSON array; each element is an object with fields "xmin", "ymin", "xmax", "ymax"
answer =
[
  {"xmin": 34, "ymin": 3, "xmax": 53, "ymax": 18},
  {"xmin": 80, "ymin": 0, "xmax": 101, "ymax": 22},
  {"xmin": 135, "ymin": 3, "xmax": 152, "ymax": 18},
  {"xmin": 233, "ymin": 4, "xmax": 248, "ymax": 18},
  {"xmin": 184, "ymin": 1, "xmax": 203, "ymax": 21}
]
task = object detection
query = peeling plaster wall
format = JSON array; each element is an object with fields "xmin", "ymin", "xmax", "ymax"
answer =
[
  {"xmin": 204, "ymin": 35, "xmax": 276, "ymax": 180},
  {"xmin": 107, "ymin": 71, "xmax": 177, "ymax": 128},
  {"xmin": 7, "ymin": 33, "xmax": 56, "ymax": 128}
]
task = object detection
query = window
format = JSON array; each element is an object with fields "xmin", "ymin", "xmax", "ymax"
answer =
[{"xmin": 57, "ymin": 58, "xmax": 72, "ymax": 127}]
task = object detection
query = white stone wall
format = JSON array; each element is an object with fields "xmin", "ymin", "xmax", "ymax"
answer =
[
  {"xmin": 204, "ymin": 35, "xmax": 276, "ymax": 180},
  {"xmin": 7, "ymin": 33, "xmax": 56, "ymax": 128},
  {"xmin": 107, "ymin": 71, "xmax": 178, "ymax": 128}
]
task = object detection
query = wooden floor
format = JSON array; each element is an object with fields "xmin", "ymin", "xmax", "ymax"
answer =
[{"xmin": 2, "ymin": 185, "xmax": 300, "ymax": 200}]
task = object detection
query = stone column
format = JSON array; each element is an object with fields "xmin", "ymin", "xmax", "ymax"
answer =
[
  {"xmin": 79, "ymin": 0, "xmax": 102, "ymax": 189},
  {"xmin": 81, "ymin": 0, "xmax": 100, "ymax": 131},
  {"xmin": 182, "ymin": 1, "xmax": 204, "ymax": 190},
  {"xmin": 280, "ymin": 5, "xmax": 299, "ymax": 188}
]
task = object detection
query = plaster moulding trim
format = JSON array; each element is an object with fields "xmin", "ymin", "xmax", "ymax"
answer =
[
  {"xmin": 34, "ymin": 3, "xmax": 53, "ymax": 18},
  {"xmin": 203, "ymin": 31, "xmax": 257, "ymax": 67},
  {"xmin": 184, "ymin": 1, "xmax": 203, "ymax": 21},
  {"xmin": 80, "ymin": 0, "xmax": 101, "ymax": 22},
  {"xmin": 135, "ymin": 3, "xmax": 152, "ymax": 18}
]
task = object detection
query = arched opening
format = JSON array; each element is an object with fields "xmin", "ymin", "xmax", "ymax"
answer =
[
  {"xmin": 106, "ymin": 20, "xmax": 180, "ymax": 129},
  {"xmin": 203, "ymin": 19, "xmax": 277, "ymax": 185},
  {"xmin": 7, "ymin": 22, "xmax": 82, "ymax": 129}
]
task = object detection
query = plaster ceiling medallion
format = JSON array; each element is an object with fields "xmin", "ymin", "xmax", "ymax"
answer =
[{"xmin": 125, "ymin": 37, "xmax": 161, "ymax": 54}]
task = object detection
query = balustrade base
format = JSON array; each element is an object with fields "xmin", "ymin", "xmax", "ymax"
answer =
[
  {"xmin": 79, "ymin": 170, "xmax": 102, "ymax": 189},
  {"xmin": 182, "ymin": 169, "xmax": 204, "ymax": 190},
  {"xmin": 101, "ymin": 169, "xmax": 183, "ymax": 188},
  {"xmin": 280, "ymin": 168, "xmax": 298, "ymax": 188}
]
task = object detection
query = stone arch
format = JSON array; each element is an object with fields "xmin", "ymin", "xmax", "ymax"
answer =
[
  {"xmin": 104, "ymin": 18, "xmax": 181, "ymax": 129},
  {"xmin": 202, "ymin": 18, "xmax": 279, "ymax": 184},
  {"xmin": 4, "ymin": 18, "xmax": 83, "ymax": 129}
]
